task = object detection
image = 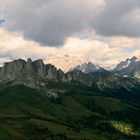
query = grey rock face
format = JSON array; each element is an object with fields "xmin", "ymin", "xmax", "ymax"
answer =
[
  {"xmin": 114, "ymin": 56, "xmax": 137, "ymax": 71},
  {"xmin": 66, "ymin": 70, "xmax": 137, "ymax": 90},
  {"xmin": 57, "ymin": 69, "xmax": 65, "ymax": 81},
  {"xmin": 0, "ymin": 59, "xmax": 26, "ymax": 81},
  {"xmin": 45, "ymin": 64, "xmax": 58, "ymax": 80},
  {"xmin": 0, "ymin": 58, "xmax": 64, "ymax": 87},
  {"xmin": 65, "ymin": 70, "xmax": 93, "ymax": 86},
  {"xmin": 23, "ymin": 58, "xmax": 35, "ymax": 84},
  {"xmin": 113, "ymin": 56, "xmax": 140, "ymax": 78},
  {"xmin": 33, "ymin": 59, "xmax": 45, "ymax": 78}
]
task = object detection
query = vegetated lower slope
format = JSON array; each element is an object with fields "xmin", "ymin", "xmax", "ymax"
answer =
[{"xmin": 0, "ymin": 83, "xmax": 140, "ymax": 140}]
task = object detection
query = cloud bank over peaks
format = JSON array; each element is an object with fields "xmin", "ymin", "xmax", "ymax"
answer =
[{"xmin": 0, "ymin": 28, "xmax": 140, "ymax": 72}]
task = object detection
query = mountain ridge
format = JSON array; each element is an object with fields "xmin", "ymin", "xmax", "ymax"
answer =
[
  {"xmin": 70, "ymin": 62, "xmax": 105, "ymax": 73},
  {"xmin": 0, "ymin": 58, "xmax": 140, "ymax": 92}
]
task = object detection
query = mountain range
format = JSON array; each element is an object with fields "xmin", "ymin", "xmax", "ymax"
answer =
[
  {"xmin": 0, "ymin": 57, "xmax": 140, "ymax": 90},
  {"xmin": 71, "ymin": 56, "xmax": 140, "ymax": 78},
  {"xmin": 0, "ymin": 57, "xmax": 140, "ymax": 140}
]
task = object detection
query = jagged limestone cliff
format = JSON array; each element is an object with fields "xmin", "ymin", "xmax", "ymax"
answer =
[{"xmin": 0, "ymin": 58, "xmax": 139, "ymax": 90}]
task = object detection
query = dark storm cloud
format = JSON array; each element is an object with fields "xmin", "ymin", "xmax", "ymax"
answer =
[
  {"xmin": 3, "ymin": 0, "xmax": 140, "ymax": 46},
  {"xmin": 93, "ymin": 0, "xmax": 140, "ymax": 37},
  {"xmin": 5, "ymin": 0, "xmax": 98, "ymax": 46}
]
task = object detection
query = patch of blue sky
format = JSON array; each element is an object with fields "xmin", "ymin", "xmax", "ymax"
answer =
[
  {"xmin": 99, "ymin": 37, "xmax": 108, "ymax": 43},
  {"xmin": 79, "ymin": 34, "xmax": 92, "ymax": 40},
  {"xmin": 0, "ymin": 19, "xmax": 5, "ymax": 27},
  {"xmin": 122, "ymin": 46, "xmax": 140, "ymax": 53}
]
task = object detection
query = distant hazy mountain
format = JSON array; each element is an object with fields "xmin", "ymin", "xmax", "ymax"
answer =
[
  {"xmin": 113, "ymin": 56, "xmax": 140, "ymax": 78},
  {"xmin": 46, "ymin": 54, "xmax": 86, "ymax": 72},
  {"xmin": 70, "ymin": 62, "xmax": 105, "ymax": 73},
  {"xmin": 114, "ymin": 56, "xmax": 137, "ymax": 71}
]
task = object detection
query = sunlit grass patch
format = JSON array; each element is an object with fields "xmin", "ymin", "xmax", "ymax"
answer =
[{"xmin": 110, "ymin": 121, "xmax": 139, "ymax": 136}]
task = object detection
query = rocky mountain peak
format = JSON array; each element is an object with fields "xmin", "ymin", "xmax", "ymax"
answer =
[
  {"xmin": 27, "ymin": 58, "xmax": 32, "ymax": 63},
  {"xmin": 25, "ymin": 58, "xmax": 33, "ymax": 70},
  {"xmin": 70, "ymin": 62, "xmax": 104, "ymax": 73},
  {"xmin": 130, "ymin": 56, "xmax": 137, "ymax": 62},
  {"xmin": 113, "ymin": 56, "xmax": 140, "ymax": 78},
  {"xmin": 114, "ymin": 56, "xmax": 138, "ymax": 72}
]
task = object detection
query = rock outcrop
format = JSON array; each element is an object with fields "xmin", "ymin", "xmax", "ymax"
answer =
[{"xmin": 0, "ymin": 58, "xmax": 65, "ymax": 88}]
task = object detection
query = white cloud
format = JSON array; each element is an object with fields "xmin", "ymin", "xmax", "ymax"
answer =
[
  {"xmin": 108, "ymin": 37, "xmax": 140, "ymax": 48},
  {"xmin": 0, "ymin": 29, "xmax": 139, "ymax": 71}
]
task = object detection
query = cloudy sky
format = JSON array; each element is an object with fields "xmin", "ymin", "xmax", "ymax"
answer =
[{"xmin": 0, "ymin": 0, "xmax": 140, "ymax": 71}]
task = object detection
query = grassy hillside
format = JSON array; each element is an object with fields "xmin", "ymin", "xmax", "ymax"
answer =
[{"xmin": 0, "ymin": 84, "xmax": 139, "ymax": 140}]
